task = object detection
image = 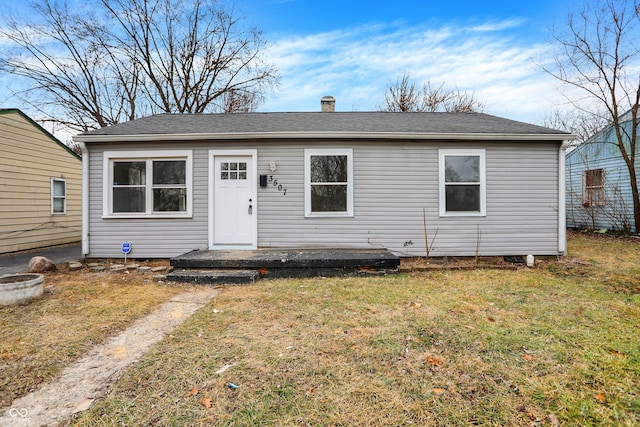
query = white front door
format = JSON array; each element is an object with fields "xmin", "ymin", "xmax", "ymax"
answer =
[{"xmin": 210, "ymin": 152, "xmax": 256, "ymax": 248}]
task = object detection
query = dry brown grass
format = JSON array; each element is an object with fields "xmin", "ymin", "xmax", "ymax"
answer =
[
  {"xmin": 0, "ymin": 265, "xmax": 185, "ymax": 408},
  {"xmin": 72, "ymin": 232, "xmax": 640, "ymax": 426}
]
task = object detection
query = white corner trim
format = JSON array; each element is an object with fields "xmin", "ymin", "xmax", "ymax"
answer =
[
  {"xmin": 81, "ymin": 142, "xmax": 89, "ymax": 256},
  {"xmin": 558, "ymin": 141, "xmax": 570, "ymax": 255}
]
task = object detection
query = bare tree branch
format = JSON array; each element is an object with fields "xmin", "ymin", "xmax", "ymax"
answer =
[
  {"xmin": 0, "ymin": 0, "xmax": 279, "ymax": 132},
  {"xmin": 377, "ymin": 72, "xmax": 484, "ymax": 113},
  {"xmin": 543, "ymin": 0, "xmax": 640, "ymax": 232}
]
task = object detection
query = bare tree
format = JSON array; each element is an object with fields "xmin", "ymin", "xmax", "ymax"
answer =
[
  {"xmin": 0, "ymin": 0, "xmax": 278, "ymax": 132},
  {"xmin": 544, "ymin": 0, "xmax": 640, "ymax": 232},
  {"xmin": 540, "ymin": 108, "xmax": 609, "ymax": 145},
  {"xmin": 378, "ymin": 72, "xmax": 484, "ymax": 113}
]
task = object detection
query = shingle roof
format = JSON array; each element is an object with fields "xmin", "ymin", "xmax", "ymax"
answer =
[{"xmin": 75, "ymin": 111, "xmax": 572, "ymax": 142}]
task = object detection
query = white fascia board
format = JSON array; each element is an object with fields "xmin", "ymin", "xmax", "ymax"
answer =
[{"xmin": 73, "ymin": 131, "xmax": 576, "ymax": 143}]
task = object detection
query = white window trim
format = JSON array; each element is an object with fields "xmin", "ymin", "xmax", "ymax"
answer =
[
  {"xmin": 439, "ymin": 149, "xmax": 486, "ymax": 217},
  {"xmin": 304, "ymin": 148, "xmax": 354, "ymax": 218},
  {"xmin": 102, "ymin": 150, "xmax": 193, "ymax": 218},
  {"xmin": 51, "ymin": 178, "xmax": 66, "ymax": 215}
]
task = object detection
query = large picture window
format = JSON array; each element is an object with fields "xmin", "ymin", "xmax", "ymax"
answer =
[
  {"xmin": 439, "ymin": 149, "xmax": 486, "ymax": 216},
  {"xmin": 305, "ymin": 149, "xmax": 353, "ymax": 217},
  {"xmin": 104, "ymin": 151, "xmax": 192, "ymax": 217}
]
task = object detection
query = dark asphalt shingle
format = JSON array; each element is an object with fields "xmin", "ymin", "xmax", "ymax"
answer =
[{"xmin": 78, "ymin": 112, "xmax": 569, "ymax": 138}]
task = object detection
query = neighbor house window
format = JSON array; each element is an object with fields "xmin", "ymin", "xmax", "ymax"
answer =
[
  {"xmin": 51, "ymin": 178, "xmax": 66, "ymax": 214},
  {"xmin": 582, "ymin": 168, "xmax": 605, "ymax": 207},
  {"xmin": 103, "ymin": 151, "xmax": 192, "ymax": 217},
  {"xmin": 439, "ymin": 149, "xmax": 486, "ymax": 216},
  {"xmin": 304, "ymin": 148, "xmax": 353, "ymax": 217}
]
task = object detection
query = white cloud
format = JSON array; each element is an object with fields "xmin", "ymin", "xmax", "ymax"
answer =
[{"xmin": 261, "ymin": 19, "xmax": 565, "ymax": 123}]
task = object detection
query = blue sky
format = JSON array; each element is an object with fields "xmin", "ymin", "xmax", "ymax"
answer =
[
  {"xmin": 1, "ymin": 0, "xmax": 580, "ymax": 129},
  {"xmin": 234, "ymin": 0, "xmax": 579, "ymax": 122}
]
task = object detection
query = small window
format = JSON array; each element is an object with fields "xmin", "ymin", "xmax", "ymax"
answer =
[
  {"xmin": 304, "ymin": 149, "xmax": 353, "ymax": 217},
  {"xmin": 104, "ymin": 151, "xmax": 192, "ymax": 218},
  {"xmin": 220, "ymin": 162, "xmax": 247, "ymax": 180},
  {"xmin": 51, "ymin": 178, "xmax": 66, "ymax": 214},
  {"xmin": 439, "ymin": 149, "xmax": 486, "ymax": 216},
  {"xmin": 582, "ymin": 169, "xmax": 605, "ymax": 207}
]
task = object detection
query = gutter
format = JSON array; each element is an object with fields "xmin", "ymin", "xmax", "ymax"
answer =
[
  {"xmin": 80, "ymin": 142, "xmax": 89, "ymax": 257},
  {"xmin": 558, "ymin": 140, "xmax": 571, "ymax": 256},
  {"xmin": 73, "ymin": 131, "xmax": 572, "ymax": 143}
]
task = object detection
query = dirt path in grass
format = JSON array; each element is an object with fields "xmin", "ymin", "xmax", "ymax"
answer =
[{"xmin": 0, "ymin": 287, "xmax": 220, "ymax": 427}]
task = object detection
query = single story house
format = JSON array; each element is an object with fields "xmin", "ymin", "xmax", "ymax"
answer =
[
  {"xmin": 566, "ymin": 109, "xmax": 638, "ymax": 233},
  {"xmin": 0, "ymin": 108, "xmax": 82, "ymax": 254},
  {"xmin": 74, "ymin": 100, "xmax": 573, "ymax": 259}
]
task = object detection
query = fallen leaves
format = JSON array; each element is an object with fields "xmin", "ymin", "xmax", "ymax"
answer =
[
  {"xmin": 522, "ymin": 354, "xmax": 533, "ymax": 362},
  {"xmin": 199, "ymin": 397, "xmax": 212, "ymax": 409},
  {"xmin": 594, "ymin": 393, "xmax": 607, "ymax": 404},
  {"xmin": 427, "ymin": 356, "xmax": 441, "ymax": 367},
  {"xmin": 608, "ymin": 349, "xmax": 626, "ymax": 358},
  {"xmin": 185, "ymin": 387, "xmax": 198, "ymax": 397}
]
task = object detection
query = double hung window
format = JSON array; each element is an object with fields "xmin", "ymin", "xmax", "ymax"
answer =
[
  {"xmin": 304, "ymin": 149, "xmax": 353, "ymax": 217},
  {"xmin": 51, "ymin": 178, "xmax": 66, "ymax": 214},
  {"xmin": 439, "ymin": 149, "xmax": 486, "ymax": 216},
  {"xmin": 582, "ymin": 168, "xmax": 605, "ymax": 207}
]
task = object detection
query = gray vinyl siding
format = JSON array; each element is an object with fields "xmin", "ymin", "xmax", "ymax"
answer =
[
  {"xmin": 86, "ymin": 140, "xmax": 562, "ymax": 258},
  {"xmin": 86, "ymin": 143, "xmax": 210, "ymax": 258},
  {"xmin": 259, "ymin": 141, "xmax": 560, "ymax": 257}
]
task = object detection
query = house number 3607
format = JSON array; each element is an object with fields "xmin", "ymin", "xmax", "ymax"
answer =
[{"xmin": 268, "ymin": 175, "xmax": 287, "ymax": 195}]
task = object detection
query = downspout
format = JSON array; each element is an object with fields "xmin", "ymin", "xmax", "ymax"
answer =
[
  {"xmin": 558, "ymin": 141, "xmax": 571, "ymax": 256},
  {"xmin": 80, "ymin": 142, "xmax": 90, "ymax": 257}
]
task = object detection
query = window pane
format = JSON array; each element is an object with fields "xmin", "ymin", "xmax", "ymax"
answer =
[
  {"xmin": 113, "ymin": 162, "xmax": 146, "ymax": 185},
  {"xmin": 221, "ymin": 162, "xmax": 229, "ymax": 171},
  {"xmin": 153, "ymin": 188, "xmax": 187, "ymax": 212},
  {"xmin": 311, "ymin": 155, "xmax": 348, "ymax": 183},
  {"xmin": 311, "ymin": 185, "xmax": 347, "ymax": 212},
  {"xmin": 239, "ymin": 162, "xmax": 247, "ymax": 171},
  {"xmin": 53, "ymin": 198, "xmax": 64, "ymax": 213},
  {"xmin": 445, "ymin": 185, "xmax": 480, "ymax": 212},
  {"xmin": 113, "ymin": 187, "xmax": 145, "ymax": 212},
  {"xmin": 445, "ymin": 156, "xmax": 479, "ymax": 183},
  {"xmin": 153, "ymin": 160, "xmax": 185, "ymax": 185},
  {"xmin": 52, "ymin": 180, "xmax": 65, "ymax": 197}
]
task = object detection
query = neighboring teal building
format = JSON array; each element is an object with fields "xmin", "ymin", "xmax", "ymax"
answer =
[{"xmin": 566, "ymin": 110, "xmax": 638, "ymax": 233}]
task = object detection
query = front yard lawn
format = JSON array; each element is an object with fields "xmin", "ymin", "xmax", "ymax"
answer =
[{"xmin": 70, "ymin": 232, "xmax": 640, "ymax": 426}]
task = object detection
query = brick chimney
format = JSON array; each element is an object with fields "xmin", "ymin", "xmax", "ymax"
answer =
[{"xmin": 321, "ymin": 96, "xmax": 335, "ymax": 112}]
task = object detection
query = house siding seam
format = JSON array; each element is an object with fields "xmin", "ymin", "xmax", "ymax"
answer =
[{"xmin": 85, "ymin": 140, "xmax": 561, "ymax": 258}]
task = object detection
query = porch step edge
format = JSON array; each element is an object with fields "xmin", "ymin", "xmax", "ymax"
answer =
[{"xmin": 166, "ymin": 269, "xmax": 259, "ymax": 285}]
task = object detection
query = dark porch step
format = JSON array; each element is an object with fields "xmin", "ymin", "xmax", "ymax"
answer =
[
  {"xmin": 166, "ymin": 269, "xmax": 259, "ymax": 285},
  {"xmin": 171, "ymin": 248, "xmax": 400, "ymax": 270}
]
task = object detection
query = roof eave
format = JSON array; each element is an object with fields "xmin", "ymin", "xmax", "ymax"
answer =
[{"xmin": 74, "ymin": 131, "xmax": 575, "ymax": 143}]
